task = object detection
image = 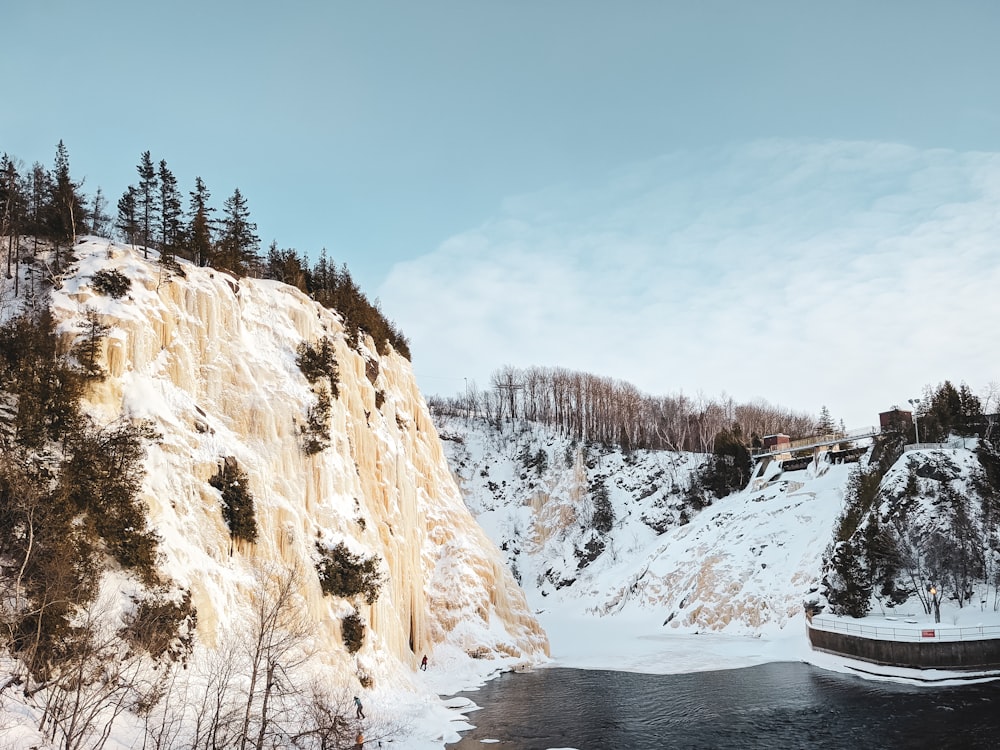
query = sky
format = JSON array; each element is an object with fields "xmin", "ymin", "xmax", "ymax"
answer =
[{"xmin": 4, "ymin": 1, "xmax": 1000, "ymax": 427}]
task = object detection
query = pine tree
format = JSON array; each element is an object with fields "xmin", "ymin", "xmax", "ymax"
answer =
[
  {"xmin": 265, "ymin": 241, "xmax": 307, "ymax": 290},
  {"xmin": 116, "ymin": 186, "xmax": 139, "ymax": 246},
  {"xmin": 217, "ymin": 187, "xmax": 259, "ymax": 275},
  {"xmin": 1, "ymin": 154, "xmax": 25, "ymax": 283},
  {"xmin": 26, "ymin": 163, "xmax": 51, "ymax": 256},
  {"xmin": 186, "ymin": 176, "xmax": 215, "ymax": 266},
  {"xmin": 816, "ymin": 405, "xmax": 836, "ymax": 434},
  {"xmin": 958, "ymin": 382, "xmax": 984, "ymax": 436},
  {"xmin": 49, "ymin": 140, "xmax": 85, "ymax": 266},
  {"xmin": 136, "ymin": 151, "xmax": 158, "ymax": 257},
  {"xmin": 157, "ymin": 160, "xmax": 183, "ymax": 262},
  {"xmin": 89, "ymin": 187, "xmax": 110, "ymax": 237},
  {"xmin": 71, "ymin": 309, "xmax": 109, "ymax": 379}
]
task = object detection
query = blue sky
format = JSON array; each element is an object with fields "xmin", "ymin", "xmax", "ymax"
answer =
[{"xmin": 4, "ymin": 1, "xmax": 1000, "ymax": 426}]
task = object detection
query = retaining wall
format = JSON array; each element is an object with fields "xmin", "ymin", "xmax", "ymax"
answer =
[{"xmin": 808, "ymin": 623, "xmax": 1000, "ymax": 670}]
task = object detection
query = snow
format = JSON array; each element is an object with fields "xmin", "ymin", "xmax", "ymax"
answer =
[{"xmin": 4, "ymin": 239, "xmax": 999, "ymax": 749}]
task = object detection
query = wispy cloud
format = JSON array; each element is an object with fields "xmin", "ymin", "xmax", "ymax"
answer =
[{"xmin": 380, "ymin": 139, "xmax": 1000, "ymax": 426}]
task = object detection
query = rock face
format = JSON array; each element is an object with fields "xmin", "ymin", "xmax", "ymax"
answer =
[{"xmin": 50, "ymin": 239, "xmax": 547, "ymax": 681}]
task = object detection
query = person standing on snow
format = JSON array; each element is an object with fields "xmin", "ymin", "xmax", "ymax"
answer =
[
  {"xmin": 420, "ymin": 654, "xmax": 428, "ymax": 671},
  {"xmin": 354, "ymin": 695, "xmax": 365, "ymax": 719}
]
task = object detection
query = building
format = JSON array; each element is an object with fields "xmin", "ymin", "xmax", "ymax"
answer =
[
  {"xmin": 879, "ymin": 407, "xmax": 912, "ymax": 433},
  {"xmin": 762, "ymin": 434, "xmax": 791, "ymax": 451}
]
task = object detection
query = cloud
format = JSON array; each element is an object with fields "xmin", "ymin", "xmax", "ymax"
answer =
[{"xmin": 379, "ymin": 139, "xmax": 1000, "ymax": 427}]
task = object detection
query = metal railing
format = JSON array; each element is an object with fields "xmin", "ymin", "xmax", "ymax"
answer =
[
  {"xmin": 809, "ymin": 615, "xmax": 1000, "ymax": 643},
  {"xmin": 903, "ymin": 442, "xmax": 950, "ymax": 452},
  {"xmin": 752, "ymin": 426, "xmax": 880, "ymax": 458},
  {"xmin": 904, "ymin": 438, "xmax": 976, "ymax": 452}
]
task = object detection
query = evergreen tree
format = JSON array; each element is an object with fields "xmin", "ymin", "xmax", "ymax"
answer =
[
  {"xmin": 116, "ymin": 186, "xmax": 139, "ymax": 246},
  {"xmin": 157, "ymin": 159, "xmax": 183, "ymax": 262},
  {"xmin": 958, "ymin": 382, "xmax": 984, "ymax": 436},
  {"xmin": 136, "ymin": 151, "xmax": 158, "ymax": 257},
  {"xmin": 699, "ymin": 426, "xmax": 752, "ymax": 498},
  {"xmin": 265, "ymin": 241, "xmax": 307, "ymax": 290},
  {"xmin": 591, "ymin": 479, "xmax": 614, "ymax": 534},
  {"xmin": 824, "ymin": 537, "xmax": 873, "ymax": 617},
  {"xmin": 26, "ymin": 163, "xmax": 52, "ymax": 254},
  {"xmin": 186, "ymin": 176, "xmax": 214, "ymax": 266},
  {"xmin": 89, "ymin": 187, "xmax": 110, "ymax": 237},
  {"xmin": 49, "ymin": 140, "xmax": 85, "ymax": 266},
  {"xmin": 816, "ymin": 405, "xmax": 836, "ymax": 434},
  {"xmin": 921, "ymin": 381, "xmax": 978, "ymax": 441},
  {"xmin": 209, "ymin": 457, "xmax": 258, "ymax": 544},
  {"xmin": 1, "ymin": 154, "xmax": 25, "ymax": 283},
  {"xmin": 71, "ymin": 309, "xmax": 109, "ymax": 379},
  {"xmin": 216, "ymin": 187, "xmax": 259, "ymax": 275}
]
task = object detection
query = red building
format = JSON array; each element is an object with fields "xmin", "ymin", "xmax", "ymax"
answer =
[
  {"xmin": 879, "ymin": 407, "xmax": 912, "ymax": 433},
  {"xmin": 762, "ymin": 434, "xmax": 791, "ymax": 451}
]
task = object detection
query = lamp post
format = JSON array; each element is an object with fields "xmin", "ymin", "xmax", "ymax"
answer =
[
  {"xmin": 908, "ymin": 398, "xmax": 921, "ymax": 446},
  {"xmin": 928, "ymin": 585, "xmax": 941, "ymax": 623}
]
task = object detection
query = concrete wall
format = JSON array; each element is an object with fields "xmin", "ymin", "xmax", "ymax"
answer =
[{"xmin": 808, "ymin": 626, "xmax": 1000, "ymax": 670}]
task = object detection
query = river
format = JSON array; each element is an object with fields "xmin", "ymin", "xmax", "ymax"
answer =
[{"xmin": 447, "ymin": 662, "xmax": 1000, "ymax": 749}]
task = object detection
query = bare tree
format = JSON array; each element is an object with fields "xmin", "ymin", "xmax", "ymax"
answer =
[
  {"xmin": 31, "ymin": 592, "xmax": 148, "ymax": 750},
  {"xmin": 237, "ymin": 563, "xmax": 313, "ymax": 750},
  {"xmin": 188, "ymin": 635, "xmax": 243, "ymax": 750}
]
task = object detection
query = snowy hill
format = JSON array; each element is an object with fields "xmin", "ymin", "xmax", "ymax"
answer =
[
  {"xmin": 434, "ymin": 413, "xmax": 853, "ymax": 639},
  {"xmin": 435, "ymin": 410, "xmax": 1000, "ymax": 684},
  {"xmin": 0, "ymin": 239, "xmax": 547, "ymax": 748}
]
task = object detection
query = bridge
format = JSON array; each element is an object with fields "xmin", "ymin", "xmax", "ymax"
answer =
[{"xmin": 751, "ymin": 425, "xmax": 882, "ymax": 459}]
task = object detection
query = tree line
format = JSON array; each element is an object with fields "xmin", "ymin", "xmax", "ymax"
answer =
[
  {"xmin": 1, "ymin": 142, "xmax": 410, "ymax": 359},
  {"xmin": 430, "ymin": 364, "xmax": 819, "ymax": 455}
]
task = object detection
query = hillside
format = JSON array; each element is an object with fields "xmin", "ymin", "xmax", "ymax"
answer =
[
  {"xmin": 0, "ymin": 238, "xmax": 547, "ymax": 749},
  {"xmin": 435, "ymin": 411, "xmax": 1000, "ymax": 679},
  {"xmin": 434, "ymin": 413, "xmax": 851, "ymax": 636}
]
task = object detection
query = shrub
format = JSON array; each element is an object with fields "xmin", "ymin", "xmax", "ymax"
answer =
[
  {"xmin": 60, "ymin": 418, "xmax": 162, "ymax": 584},
  {"xmin": 209, "ymin": 457, "xmax": 259, "ymax": 543},
  {"xmin": 697, "ymin": 427, "xmax": 752, "ymax": 498},
  {"xmin": 91, "ymin": 268, "xmax": 131, "ymax": 298},
  {"xmin": 120, "ymin": 590, "xmax": 197, "ymax": 662},
  {"xmin": 296, "ymin": 337, "xmax": 339, "ymax": 397},
  {"xmin": 71, "ymin": 309, "xmax": 109, "ymax": 380},
  {"xmin": 302, "ymin": 387, "xmax": 332, "ymax": 455},
  {"xmin": 341, "ymin": 611, "xmax": 365, "ymax": 653},
  {"xmin": 315, "ymin": 541, "xmax": 383, "ymax": 604},
  {"xmin": 591, "ymin": 479, "xmax": 614, "ymax": 534}
]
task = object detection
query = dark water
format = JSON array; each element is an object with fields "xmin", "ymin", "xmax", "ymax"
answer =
[{"xmin": 447, "ymin": 663, "xmax": 1000, "ymax": 749}]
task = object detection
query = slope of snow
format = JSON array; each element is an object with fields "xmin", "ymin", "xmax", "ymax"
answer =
[
  {"xmin": 437, "ymin": 414, "xmax": 849, "ymax": 631},
  {"xmin": 434, "ymin": 413, "xmax": 857, "ymax": 672},
  {"xmin": 436, "ymin": 415, "xmax": 1000, "ymax": 692}
]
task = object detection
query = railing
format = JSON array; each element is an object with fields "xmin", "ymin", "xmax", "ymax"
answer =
[
  {"xmin": 752, "ymin": 426, "xmax": 880, "ymax": 458},
  {"xmin": 904, "ymin": 438, "xmax": 976, "ymax": 452},
  {"xmin": 903, "ymin": 442, "xmax": 950, "ymax": 452},
  {"xmin": 810, "ymin": 615, "xmax": 1000, "ymax": 643}
]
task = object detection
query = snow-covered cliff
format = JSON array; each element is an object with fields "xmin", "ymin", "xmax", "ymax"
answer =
[{"xmin": 25, "ymin": 239, "xmax": 546, "ymax": 735}]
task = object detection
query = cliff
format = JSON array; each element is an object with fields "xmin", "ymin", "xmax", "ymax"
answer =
[{"xmin": 47, "ymin": 238, "xmax": 547, "ymax": 678}]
